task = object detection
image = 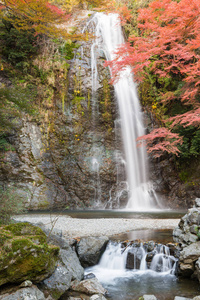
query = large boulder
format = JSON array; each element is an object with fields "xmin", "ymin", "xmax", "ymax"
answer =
[
  {"xmin": 0, "ymin": 285, "xmax": 46, "ymax": 300},
  {"xmin": 41, "ymin": 246, "xmax": 84, "ymax": 299},
  {"xmin": 0, "ymin": 222, "xmax": 59, "ymax": 287},
  {"xmin": 42, "ymin": 265, "xmax": 72, "ymax": 300},
  {"xmin": 76, "ymin": 236, "xmax": 108, "ymax": 267},
  {"xmin": 59, "ymin": 248, "xmax": 84, "ymax": 281}
]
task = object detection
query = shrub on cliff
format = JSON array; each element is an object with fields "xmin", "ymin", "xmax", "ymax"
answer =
[
  {"xmin": 108, "ymin": 0, "xmax": 200, "ymax": 159},
  {"xmin": 0, "ymin": 187, "xmax": 25, "ymax": 225}
]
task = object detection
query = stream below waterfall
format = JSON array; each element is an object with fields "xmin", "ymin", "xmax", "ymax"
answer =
[
  {"xmin": 85, "ymin": 241, "xmax": 200, "ymax": 300},
  {"xmin": 15, "ymin": 211, "xmax": 200, "ymax": 298}
]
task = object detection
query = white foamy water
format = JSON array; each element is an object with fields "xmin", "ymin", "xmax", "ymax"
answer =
[
  {"xmin": 90, "ymin": 13, "xmax": 162, "ymax": 210},
  {"xmin": 85, "ymin": 241, "xmax": 177, "ymax": 285}
]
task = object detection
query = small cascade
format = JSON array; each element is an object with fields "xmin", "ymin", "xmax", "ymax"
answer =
[
  {"xmin": 150, "ymin": 244, "xmax": 177, "ymax": 273},
  {"xmin": 99, "ymin": 242, "xmax": 128, "ymax": 270},
  {"xmin": 85, "ymin": 240, "xmax": 200, "ymax": 300},
  {"xmin": 85, "ymin": 241, "xmax": 178, "ymax": 283}
]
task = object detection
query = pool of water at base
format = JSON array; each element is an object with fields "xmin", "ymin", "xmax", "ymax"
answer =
[
  {"xmin": 92, "ymin": 272, "xmax": 200, "ymax": 300},
  {"xmin": 27, "ymin": 209, "xmax": 186, "ymax": 219},
  {"xmin": 84, "ymin": 228, "xmax": 200, "ymax": 300},
  {"xmin": 39, "ymin": 209, "xmax": 199, "ymax": 300},
  {"xmin": 111, "ymin": 228, "xmax": 174, "ymax": 243}
]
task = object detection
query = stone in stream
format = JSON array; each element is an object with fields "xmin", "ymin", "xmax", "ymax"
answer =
[
  {"xmin": 71, "ymin": 278, "xmax": 107, "ymax": 295},
  {"xmin": 141, "ymin": 295, "xmax": 157, "ymax": 300},
  {"xmin": 195, "ymin": 198, "xmax": 200, "ymax": 208},
  {"xmin": 147, "ymin": 241, "xmax": 155, "ymax": 252},
  {"xmin": 174, "ymin": 297, "xmax": 192, "ymax": 300},
  {"xmin": 76, "ymin": 236, "xmax": 109, "ymax": 267},
  {"xmin": 66, "ymin": 295, "xmax": 107, "ymax": 300},
  {"xmin": 126, "ymin": 247, "xmax": 143, "ymax": 269},
  {"xmin": 90, "ymin": 295, "xmax": 107, "ymax": 300}
]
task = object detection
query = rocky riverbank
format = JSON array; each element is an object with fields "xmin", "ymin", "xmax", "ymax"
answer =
[
  {"xmin": 1, "ymin": 209, "xmax": 200, "ymax": 300},
  {"xmin": 13, "ymin": 214, "xmax": 179, "ymax": 238}
]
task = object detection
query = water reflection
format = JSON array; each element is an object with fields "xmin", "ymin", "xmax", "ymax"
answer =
[
  {"xmin": 54, "ymin": 209, "xmax": 186, "ymax": 219},
  {"xmin": 111, "ymin": 229, "xmax": 174, "ymax": 244}
]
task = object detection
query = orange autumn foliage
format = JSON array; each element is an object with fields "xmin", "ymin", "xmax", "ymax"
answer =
[{"xmin": 107, "ymin": 0, "xmax": 200, "ymax": 157}]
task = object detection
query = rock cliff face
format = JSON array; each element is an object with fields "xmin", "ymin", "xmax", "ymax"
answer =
[
  {"xmin": 0, "ymin": 13, "xmax": 127, "ymax": 210},
  {"xmin": 149, "ymin": 155, "xmax": 200, "ymax": 209},
  {"xmin": 0, "ymin": 12, "xmax": 199, "ymax": 211}
]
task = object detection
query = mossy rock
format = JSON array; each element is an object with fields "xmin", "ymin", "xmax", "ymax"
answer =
[
  {"xmin": 0, "ymin": 222, "xmax": 59, "ymax": 287},
  {"xmin": 4, "ymin": 222, "xmax": 46, "ymax": 236}
]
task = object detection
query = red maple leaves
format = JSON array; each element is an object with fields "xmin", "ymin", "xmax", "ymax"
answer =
[{"xmin": 108, "ymin": 0, "xmax": 200, "ymax": 157}]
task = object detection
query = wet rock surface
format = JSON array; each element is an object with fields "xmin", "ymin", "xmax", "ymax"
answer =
[
  {"xmin": 173, "ymin": 199, "xmax": 200, "ymax": 280},
  {"xmin": 148, "ymin": 152, "xmax": 200, "ymax": 209},
  {"xmin": 0, "ymin": 13, "xmax": 126, "ymax": 211},
  {"xmin": 41, "ymin": 265, "xmax": 72, "ymax": 299},
  {"xmin": 71, "ymin": 278, "xmax": 107, "ymax": 296},
  {"xmin": 179, "ymin": 242, "xmax": 200, "ymax": 276},
  {"xmin": 76, "ymin": 236, "xmax": 109, "ymax": 267},
  {"xmin": 173, "ymin": 199, "xmax": 200, "ymax": 247},
  {"xmin": 142, "ymin": 296, "xmax": 158, "ymax": 300}
]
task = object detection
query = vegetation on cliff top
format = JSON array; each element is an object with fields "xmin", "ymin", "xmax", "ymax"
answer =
[{"xmin": 108, "ymin": 0, "xmax": 200, "ymax": 162}]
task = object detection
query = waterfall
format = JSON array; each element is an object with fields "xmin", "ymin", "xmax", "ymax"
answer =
[
  {"xmin": 85, "ymin": 241, "xmax": 177, "ymax": 284},
  {"xmin": 88, "ymin": 12, "xmax": 161, "ymax": 210}
]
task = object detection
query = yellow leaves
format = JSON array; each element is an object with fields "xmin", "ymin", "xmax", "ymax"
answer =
[
  {"xmin": 74, "ymin": 90, "xmax": 80, "ymax": 94},
  {"xmin": 61, "ymin": 0, "xmax": 80, "ymax": 12},
  {"xmin": 74, "ymin": 134, "xmax": 80, "ymax": 141},
  {"xmin": 152, "ymin": 103, "xmax": 157, "ymax": 109},
  {"xmin": 2, "ymin": 0, "xmax": 72, "ymax": 40}
]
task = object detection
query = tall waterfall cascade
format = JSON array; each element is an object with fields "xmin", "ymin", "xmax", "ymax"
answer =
[{"xmin": 87, "ymin": 12, "xmax": 162, "ymax": 210}]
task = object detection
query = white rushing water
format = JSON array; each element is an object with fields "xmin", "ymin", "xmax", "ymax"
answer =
[
  {"xmin": 85, "ymin": 241, "xmax": 177, "ymax": 285},
  {"xmin": 90, "ymin": 13, "xmax": 161, "ymax": 210}
]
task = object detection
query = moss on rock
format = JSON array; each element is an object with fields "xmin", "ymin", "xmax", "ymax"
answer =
[{"xmin": 0, "ymin": 222, "xmax": 59, "ymax": 287}]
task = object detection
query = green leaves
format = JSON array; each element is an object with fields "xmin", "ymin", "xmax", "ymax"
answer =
[
  {"xmin": 0, "ymin": 186, "xmax": 26, "ymax": 225},
  {"xmin": 0, "ymin": 22, "xmax": 38, "ymax": 67},
  {"xmin": 0, "ymin": 85, "xmax": 37, "ymax": 133}
]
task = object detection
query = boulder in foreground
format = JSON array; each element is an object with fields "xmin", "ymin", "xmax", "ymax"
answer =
[{"xmin": 0, "ymin": 222, "xmax": 59, "ymax": 286}]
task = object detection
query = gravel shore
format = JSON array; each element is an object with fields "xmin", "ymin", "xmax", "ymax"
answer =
[{"xmin": 14, "ymin": 214, "xmax": 179, "ymax": 238}]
